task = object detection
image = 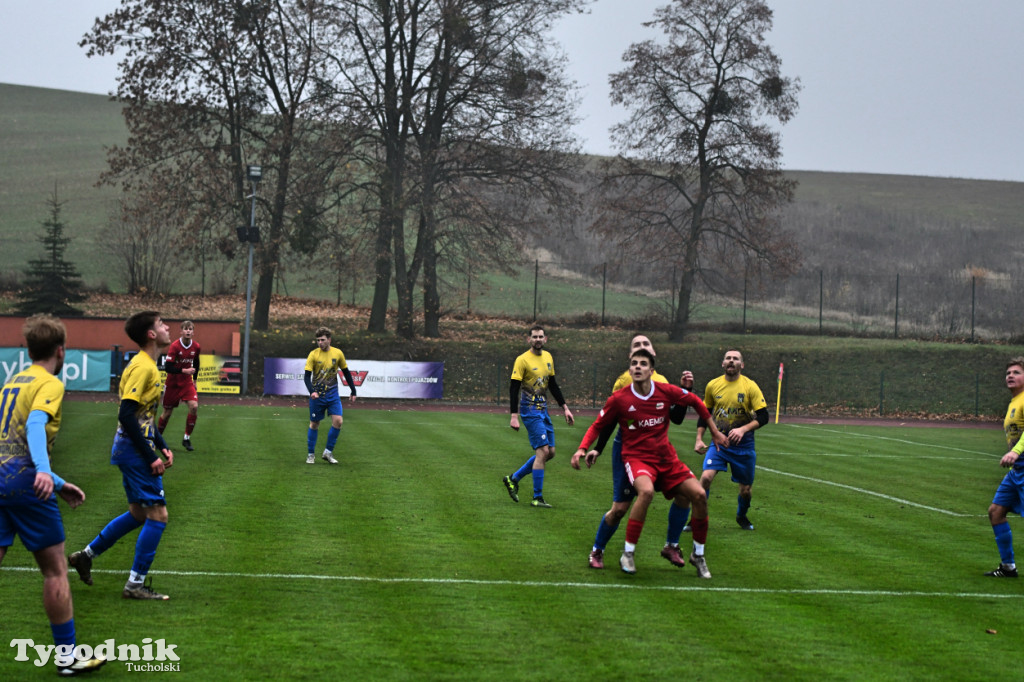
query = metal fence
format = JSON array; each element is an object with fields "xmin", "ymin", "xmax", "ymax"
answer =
[{"xmin": 452, "ymin": 261, "xmax": 1021, "ymax": 341}]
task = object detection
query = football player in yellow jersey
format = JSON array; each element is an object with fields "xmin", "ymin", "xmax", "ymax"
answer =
[
  {"xmin": 694, "ymin": 349, "xmax": 769, "ymax": 531},
  {"xmin": 69, "ymin": 311, "xmax": 176, "ymax": 600},
  {"xmin": 304, "ymin": 327, "xmax": 357, "ymax": 465},
  {"xmin": 502, "ymin": 325, "xmax": 574, "ymax": 508},
  {"xmin": 984, "ymin": 357, "xmax": 1024, "ymax": 577},
  {"xmin": 571, "ymin": 334, "xmax": 696, "ymax": 569},
  {"xmin": 0, "ymin": 314, "xmax": 105, "ymax": 675}
]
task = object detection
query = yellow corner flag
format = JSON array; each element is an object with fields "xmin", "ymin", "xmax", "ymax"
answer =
[{"xmin": 775, "ymin": 362, "xmax": 784, "ymax": 424}]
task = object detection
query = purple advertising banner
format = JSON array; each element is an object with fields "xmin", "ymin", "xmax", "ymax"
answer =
[{"xmin": 263, "ymin": 358, "xmax": 444, "ymax": 399}]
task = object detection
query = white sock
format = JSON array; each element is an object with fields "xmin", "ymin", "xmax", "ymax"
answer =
[
  {"xmin": 693, "ymin": 541, "xmax": 705, "ymax": 556},
  {"xmin": 624, "ymin": 542, "xmax": 636, "ymax": 553}
]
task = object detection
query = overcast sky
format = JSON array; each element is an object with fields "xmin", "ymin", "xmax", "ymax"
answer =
[{"xmin": 3, "ymin": 0, "xmax": 1022, "ymax": 182}]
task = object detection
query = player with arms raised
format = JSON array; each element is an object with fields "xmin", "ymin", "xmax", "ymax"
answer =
[{"xmin": 575, "ymin": 348, "xmax": 727, "ymax": 577}]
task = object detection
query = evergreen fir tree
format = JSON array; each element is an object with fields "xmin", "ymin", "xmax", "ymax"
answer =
[{"xmin": 16, "ymin": 187, "xmax": 87, "ymax": 316}]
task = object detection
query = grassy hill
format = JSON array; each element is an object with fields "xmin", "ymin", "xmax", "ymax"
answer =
[{"xmin": 0, "ymin": 84, "xmax": 125, "ymax": 285}]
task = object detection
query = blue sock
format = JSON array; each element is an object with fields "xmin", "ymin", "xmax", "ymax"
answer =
[
  {"xmin": 531, "ymin": 469, "xmax": 545, "ymax": 498},
  {"xmin": 667, "ymin": 504, "xmax": 690, "ymax": 545},
  {"xmin": 513, "ymin": 456, "xmax": 536, "ymax": 482},
  {"xmin": 89, "ymin": 511, "xmax": 143, "ymax": 555},
  {"xmin": 307, "ymin": 428, "xmax": 318, "ymax": 453},
  {"xmin": 994, "ymin": 521, "xmax": 1015, "ymax": 565},
  {"xmin": 131, "ymin": 519, "xmax": 167, "ymax": 578},
  {"xmin": 593, "ymin": 516, "xmax": 619, "ymax": 551},
  {"xmin": 737, "ymin": 495, "xmax": 751, "ymax": 517},
  {"xmin": 325, "ymin": 426, "xmax": 340, "ymax": 451},
  {"xmin": 51, "ymin": 618, "xmax": 75, "ymax": 663}
]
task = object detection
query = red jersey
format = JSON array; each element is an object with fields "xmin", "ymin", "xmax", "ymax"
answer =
[
  {"xmin": 581, "ymin": 382, "xmax": 711, "ymax": 465},
  {"xmin": 163, "ymin": 338, "xmax": 201, "ymax": 389}
]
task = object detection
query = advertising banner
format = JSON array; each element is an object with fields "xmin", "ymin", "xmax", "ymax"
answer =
[
  {"xmin": 0, "ymin": 348, "xmax": 109, "ymax": 392},
  {"xmin": 159, "ymin": 354, "xmax": 240, "ymax": 395},
  {"xmin": 263, "ymin": 358, "xmax": 444, "ymax": 399}
]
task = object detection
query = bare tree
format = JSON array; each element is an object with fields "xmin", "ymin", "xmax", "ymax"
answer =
[
  {"xmin": 597, "ymin": 0, "xmax": 801, "ymax": 340},
  {"xmin": 83, "ymin": 0, "xmax": 357, "ymax": 330},
  {"xmin": 102, "ymin": 200, "xmax": 181, "ymax": 295},
  {"xmin": 326, "ymin": 0, "xmax": 583, "ymax": 338}
]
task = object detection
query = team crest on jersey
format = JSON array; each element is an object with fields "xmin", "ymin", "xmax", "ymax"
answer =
[
  {"xmin": 656, "ymin": 402, "xmax": 664, "ymax": 410},
  {"xmin": 738, "ymin": 393, "xmax": 745, "ymax": 402}
]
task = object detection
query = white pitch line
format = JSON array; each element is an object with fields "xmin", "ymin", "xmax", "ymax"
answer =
[
  {"xmin": 758, "ymin": 465, "xmax": 971, "ymax": 516},
  {"xmin": 0, "ymin": 566, "xmax": 1017, "ymax": 600}
]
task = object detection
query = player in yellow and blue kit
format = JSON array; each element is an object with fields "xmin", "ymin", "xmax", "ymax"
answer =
[
  {"xmin": 984, "ymin": 357, "xmax": 1024, "ymax": 577},
  {"xmin": 694, "ymin": 349, "xmax": 769, "ymax": 531},
  {"xmin": 0, "ymin": 314, "xmax": 105, "ymax": 675},
  {"xmin": 304, "ymin": 326, "xmax": 356, "ymax": 465},
  {"xmin": 503, "ymin": 325, "xmax": 574, "ymax": 508},
  {"xmin": 69, "ymin": 311, "xmax": 176, "ymax": 600}
]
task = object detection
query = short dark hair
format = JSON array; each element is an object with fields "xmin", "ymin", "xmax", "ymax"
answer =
[
  {"xmin": 23, "ymin": 314, "xmax": 66, "ymax": 361},
  {"xmin": 529, "ymin": 324, "xmax": 545, "ymax": 335},
  {"xmin": 125, "ymin": 311, "xmax": 161, "ymax": 347},
  {"xmin": 630, "ymin": 347, "xmax": 656, "ymax": 367},
  {"xmin": 315, "ymin": 326, "xmax": 332, "ymax": 339},
  {"xmin": 181, "ymin": 320, "xmax": 194, "ymax": 330}
]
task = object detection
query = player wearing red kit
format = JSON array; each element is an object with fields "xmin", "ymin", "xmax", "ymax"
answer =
[
  {"xmin": 158, "ymin": 321, "xmax": 200, "ymax": 451},
  {"xmin": 575, "ymin": 348, "xmax": 727, "ymax": 577}
]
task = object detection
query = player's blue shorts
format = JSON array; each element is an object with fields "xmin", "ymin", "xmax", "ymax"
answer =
[
  {"xmin": 521, "ymin": 409, "xmax": 554, "ymax": 450},
  {"xmin": 611, "ymin": 430, "xmax": 636, "ymax": 502},
  {"xmin": 702, "ymin": 442, "xmax": 757, "ymax": 486},
  {"xmin": 991, "ymin": 468, "xmax": 1024, "ymax": 515},
  {"xmin": 119, "ymin": 459, "xmax": 166, "ymax": 507},
  {"xmin": 309, "ymin": 392, "xmax": 343, "ymax": 423},
  {"xmin": 0, "ymin": 497, "xmax": 65, "ymax": 552}
]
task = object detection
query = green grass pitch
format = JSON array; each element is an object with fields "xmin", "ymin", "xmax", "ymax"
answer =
[{"xmin": 2, "ymin": 402, "xmax": 1021, "ymax": 680}]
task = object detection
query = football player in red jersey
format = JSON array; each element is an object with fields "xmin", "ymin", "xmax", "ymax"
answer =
[
  {"xmin": 575, "ymin": 349, "xmax": 727, "ymax": 577},
  {"xmin": 158, "ymin": 321, "xmax": 200, "ymax": 451}
]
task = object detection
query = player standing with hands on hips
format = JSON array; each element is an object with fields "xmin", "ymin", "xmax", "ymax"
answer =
[
  {"xmin": 305, "ymin": 327, "xmax": 356, "ymax": 465},
  {"xmin": 503, "ymin": 325, "xmax": 574, "ymax": 508}
]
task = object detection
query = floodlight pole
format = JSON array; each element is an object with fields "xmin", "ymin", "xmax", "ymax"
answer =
[{"xmin": 242, "ymin": 165, "xmax": 261, "ymax": 395}]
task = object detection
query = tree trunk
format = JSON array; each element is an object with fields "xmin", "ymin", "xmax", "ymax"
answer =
[
  {"xmin": 368, "ymin": 208, "xmax": 393, "ymax": 333},
  {"xmin": 393, "ymin": 208, "xmax": 415, "ymax": 339},
  {"xmin": 421, "ymin": 205, "xmax": 440, "ymax": 338},
  {"xmin": 669, "ymin": 266, "xmax": 695, "ymax": 342}
]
